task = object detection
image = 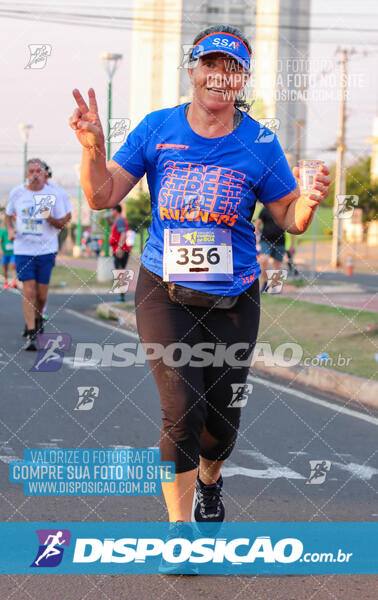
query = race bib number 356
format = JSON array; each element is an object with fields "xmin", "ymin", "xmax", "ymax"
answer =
[{"xmin": 163, "ymin": 228, "xmax": 233, "ymax": 282}]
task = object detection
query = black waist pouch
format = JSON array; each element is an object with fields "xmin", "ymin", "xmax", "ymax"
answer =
[{"xmin": 167, "ymin": 282, "xmax": 240, "ymax": 309}]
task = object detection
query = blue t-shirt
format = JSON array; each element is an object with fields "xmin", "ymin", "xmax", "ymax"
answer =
[{"xmin": 112, "ymin": 102, "xmax": 297, "ymax": 296}]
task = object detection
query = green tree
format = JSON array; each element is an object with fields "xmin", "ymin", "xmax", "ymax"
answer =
[
  {"xmin": 324, "ymin": 157, "xmax": 378, "ymax": 223},
  {"xmin": 126, "ymin": 191, "xmax": 152, "ymax": 252}
]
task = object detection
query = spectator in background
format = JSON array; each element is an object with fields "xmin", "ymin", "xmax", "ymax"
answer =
[
  {"xmin": 40, "ymin": 161, "xmax": 73, "ymax": 319},
  {"xmin": 285, "ymin": 232, "xmax": 299, "ymax": 277},
  {"xmin": 0, "ymin": 217, "xmax": 17, "ymax": 289},
  {"xmin": 254, "ymin": 205, "xmax": 296, "ymax": 293},
  {"xmin": 108, "ymin": 204, "xmax": 131, "ymax": 302}
]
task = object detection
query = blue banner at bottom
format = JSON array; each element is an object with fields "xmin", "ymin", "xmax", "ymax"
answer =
[{"xmin": 0, "ymin": 522, "xmax": 376, "ymax": 575}]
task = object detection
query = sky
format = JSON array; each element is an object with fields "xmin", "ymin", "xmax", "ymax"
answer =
[{"xmin": 0, "ymin": 0, "xmax": 377, "ymax": 202}]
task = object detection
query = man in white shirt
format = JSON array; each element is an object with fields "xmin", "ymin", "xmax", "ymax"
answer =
[
  {"xmin": 42, "ymin": 161, "xmax": 72, "ymax": 222},
  {"xmin": 5, "ymin": 158, "xmax": 72, "ymax": 350},
  {"xmin": 40, "ymin": 161, "xmax": 72, "ymax": 321}
]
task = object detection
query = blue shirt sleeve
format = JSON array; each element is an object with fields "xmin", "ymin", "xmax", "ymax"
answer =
[
  {"xmin": 112, "ymin": 116, "xmax": 148, "ymax": 178},
  {"xmin": 116, "ymin": 217, "xmax": 126, "ymax": 233},
  {"xmin": 255, "ymin": 135, "xmax": 297, "ymax": 204}
]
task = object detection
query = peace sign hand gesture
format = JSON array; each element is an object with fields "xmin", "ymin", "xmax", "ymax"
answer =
[{"xmin": 69, "ymin": 88, "xmax": 105, "ymax": 150}]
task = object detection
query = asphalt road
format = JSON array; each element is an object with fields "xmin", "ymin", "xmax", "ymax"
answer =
[{"xmin": 0, "ymin": 288, "xmax": 377, "ymax": 599}]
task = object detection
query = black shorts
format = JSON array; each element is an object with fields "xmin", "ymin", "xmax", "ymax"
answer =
[
  {"xmin": 113, "ymin": 251, "xmax": 130, "ymax": 270},
  {"xmin": 135, "ymin": 265, "xmax": 260, "ymax": 474}
]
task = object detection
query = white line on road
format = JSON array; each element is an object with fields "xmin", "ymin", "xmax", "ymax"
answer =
[
  {"xmin": 65, "ymin": 309, "xmax": 139, "ymax": 339},
  {"xmin": 222, "ymin": 463, "xmax": 304, "ymax": 479},
  {"xmin": 247, "ymin": 375, "xmax": 378, "ymax": 428},
  {"xmin": 224, "ymin": 449, "xmax": 305, "ymax": 480},
  {"xmin": 65, "ymin": 309, "xmax": 378, "ymax": 428},
  {"xmin": 0, "ymin": 456, "xmax": 21, "ymax": 464},
  {"xmin": 331, "ymin": 462, "xmax": 378, "ymax": 481}
]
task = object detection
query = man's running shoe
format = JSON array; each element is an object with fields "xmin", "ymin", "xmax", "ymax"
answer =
[
  {"xmin": 22, "ymin": 324, "xmax": 28, "ymax": 337},
  {"xmin": 194, "ymin": 475, "xmax": 225, "ymax": 531},
  {"xmin": 35, "ymin": 316, "xmax": 44, "ymax": 335},
  {"xmin": 11, "ymin": 281, "xmax": 17, "ymax": 288},
  {"xmin": 3, "ymin": 282, "xmax": 9, "ymax": 289},
  {"xmin": 158, "ymin": 521, "xmax": 198, "ymax": 575},
  {"xmin": 23, "ymin": 330, "xmax": 37, "ymax": 351}
]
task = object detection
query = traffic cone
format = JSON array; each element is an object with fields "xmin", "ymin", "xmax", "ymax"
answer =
[{"xmin": 345, "ymin": 255, "xmax": 354, "ymax": 276}]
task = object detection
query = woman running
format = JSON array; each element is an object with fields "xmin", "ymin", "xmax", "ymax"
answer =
[{"xmin": 69, "ymin": 24, "xmax": 330, "ymax": 528}]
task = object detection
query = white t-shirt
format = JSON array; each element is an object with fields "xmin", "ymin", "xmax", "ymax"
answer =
[
  {"xmin": 46, "ymin": 182, "xmax": 73, "ymax": 214},
  {"xmin": 126, "ymin": 229, "xmax": 136, "ymax": 247},
  {"xmin": 5, "ymin": 183, "xmax": 71, "ymax": 256}
]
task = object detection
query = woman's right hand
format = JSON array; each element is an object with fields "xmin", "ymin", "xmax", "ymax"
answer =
[{"xmin": 69, "ymin": 88, "xmax": 105, "ymax": 150}]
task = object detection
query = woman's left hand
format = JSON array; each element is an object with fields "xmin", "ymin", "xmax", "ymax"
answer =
[{"xmin": 293, "ymin": 164, "xmax": 331, "ymax": 208}]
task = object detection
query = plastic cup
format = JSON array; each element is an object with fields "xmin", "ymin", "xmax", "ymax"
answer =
[{"xmin": 298, "ymin": 159, "xmax": 324, "ymax": 192}]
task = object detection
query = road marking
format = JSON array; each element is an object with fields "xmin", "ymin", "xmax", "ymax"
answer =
[
  {"xmin": 65, "ymin": 309, "xmax": 139, "ymax": 339},
  {"xmin": 332, "ymin": 462, "xmax": 378, "ymax": 481},
  {"xmin": 0, "ymin": 456, "xmax": 21, "ymax": 464},
  {"xmin": 62, "ymin": 357, "xmax": 98, "ymax": 369},
  {"xmin": 65, "ymin": 310, "xmax": 378, "ymax": 427},
  {"xmin": 222, "ymin": 449, "xmax": 304, "ymax": 480},
  {"xmin": 109, "ymin": 445, "xmax": 134, "ymax": 449},
  {"xmin": 247, "ymin": 375, "xmax": 378, "ymax": 428},
  {"xmin": 36, "ymin": 442, "xmax": 59, "ymax": 448},
  {"xmin": 223, "ymin": 462, "xmax": 304, "ymax": 480}
]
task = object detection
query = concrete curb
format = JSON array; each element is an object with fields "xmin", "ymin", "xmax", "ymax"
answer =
[
  {"xmin": 250, "ymin": 362, "xmax": 378, "ymax": 410},
  {"xmin": 96, "ymin": 302, "xmax": 378, "ymax": 410},
  {"xmin": 97, "ymin": 302, "xmax": 138, "ymax": 331}
]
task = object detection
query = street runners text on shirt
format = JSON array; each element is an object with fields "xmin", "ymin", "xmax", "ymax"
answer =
[{"xmin": 158, "ymin": 161, "xmax": 245, "ymax": 225}]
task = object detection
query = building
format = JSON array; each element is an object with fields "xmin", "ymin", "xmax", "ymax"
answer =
[
  {"xmin": 128, "ymin": 0, "xmax": 311, "ymax": 156},
  {"xmin": 129, "ymin": 0, "xmax": 183, "ymax": 127}
]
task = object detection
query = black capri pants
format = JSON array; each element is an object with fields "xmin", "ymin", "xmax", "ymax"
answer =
[{"xmin": 135, "ymin": 265, "xmax": 260, "ymax": 474}]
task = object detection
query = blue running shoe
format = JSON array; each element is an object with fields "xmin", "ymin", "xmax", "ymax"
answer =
[{"xmin": 158, "ymin": 521, "xmax": 198, "ymax": 575}]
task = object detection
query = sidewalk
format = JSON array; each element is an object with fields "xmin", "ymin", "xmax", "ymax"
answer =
[
  {"xmin": 56, "ymin": 252, "xmax": 377, "ymax": 312},
  {"xmin": 281, "ymin": 282, "xmax": 378, "ymax": 312},
  {"xmin": 294, "ymin": 240, "xmax": 378, "ymax": 275},
  {"xmin": 56, "ymin": 253, "xmax": 141, "ymax": 294}
]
